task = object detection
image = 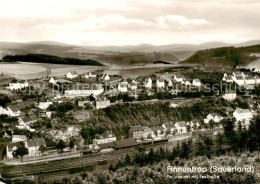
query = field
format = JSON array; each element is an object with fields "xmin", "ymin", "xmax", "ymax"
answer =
[
  {"xmin": 102, "ymin": 64, "xmax": 176, "ymax": 78},
  {"xmin": 0, "ymin": 62, "xmax": 106, "ymax": 80},
  {"xmin": 0, "ymin": 62, "xmax": 177, "ymax": 79},
  {"xmin": 246, "ymin": 58, "xmax": 260, "ymax": 70}
]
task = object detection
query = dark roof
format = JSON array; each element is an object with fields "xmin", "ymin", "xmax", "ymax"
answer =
[
  {"xmin": 176, "ymin": 121, "xmax": 186, "ymax": 127},
  {"xmin": 26, "ymin": 138, "xmax": 46, "ymax": 147},
  {"xmin": 157, "ymin": 79, "xmax": 164, "ymax": 83},
  {"xmin": 70, "ymin": 71, "xmax": 78, "ymax": 75},
  {"xmin": 113, "ymin": 139, "xmax": 137, "ymax": 149},
  {"xmin": 7, "ymin": 142, "xmax": 24, "ymax": 150},
  {"xmin": 193, "ymin": 79, "xmax": 201, "ymax": 82},
  {"xmin": 98, "ymin": 142, "xmax": 115, "ymax": 149},
  {"xmin": 150, "ymin": 127, "xmax": 164, "ymax": 132},
  {"xmin": 163, "ymin": 123, "xmax": 175, "ymax": 129},
  {"xmin": 129, "ymin": 126, "xmax": 145, "ymax": 132}
]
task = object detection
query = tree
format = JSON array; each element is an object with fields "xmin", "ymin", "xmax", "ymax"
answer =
[
  {"xmin": 180, "ymin": 141, "xmax": 190, "ymax": 159},
  {"xmin": 69, "ymin": 139, "xmax": 75, "ymax": 149},
  {"xmin": 13, "ymin": 147, "xmax": 28, "ymax": 162},
  {"xmin": 57, "ymin": 139, "xmax": 66, "ymax": 150},
  {"xmin": 147, "ymin": 148, "xmax": 155, "ymax": 164},
  {"xmin": 109, "ymin": 164, "xmax": 115, "ymax": 171},
  {"xmin": 0, "ymin": 94, "xmax": 11, "ymax": 107},
  {"xmin": 89, "ymin": 94, "xmax": 95, "ymax": 101},
  {"xmin": 39, "ymin": 145, "xmax": 47, "ymax": 154},
  {"xmin": 186, "ymin": 124, "xmax": 191, "ymax": 132},
  {"xmin": 124, "ymin": 154, "xmax": 131, "ymax": 165},
  {"xmin": 209, "ymin": 120, "xmax": 215, "ymax": 129}
]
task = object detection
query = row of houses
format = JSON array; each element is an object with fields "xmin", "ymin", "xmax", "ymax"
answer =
[
  {"xmin": 67, "ymin": 71, "xmax": 107, "ymax": 80},
  {"xmin": 129, "ymin": 121, "xmax": 197, "ymax": 141},
  {"xmin": 222, "ymin": 72, "xmax": 260, "ymax": 86},
  {"xmin": 154, "ymin": 77, "xmax": 202, "ymax": 89},
  {"xmin": 8, "ymin": 81, "xmax": 29, "ymax": 91}
]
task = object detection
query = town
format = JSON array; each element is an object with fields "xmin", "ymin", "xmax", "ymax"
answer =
[{"xmin": 0, "ymin": 64, "xmax": 259, "ymax": 171}]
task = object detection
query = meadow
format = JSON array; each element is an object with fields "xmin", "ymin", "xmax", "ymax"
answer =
[
  {"xmin": 246, "ymin": 58, "xmax": 260, "ymax": 70},
  {"xmin": 0, "ymin": 62, "xmax": 175, "ymax": 79}
]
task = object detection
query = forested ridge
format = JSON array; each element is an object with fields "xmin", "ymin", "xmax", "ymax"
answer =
[{"xmin": 1, "ymin": 54, "xmax": 103, "ymax": 66}]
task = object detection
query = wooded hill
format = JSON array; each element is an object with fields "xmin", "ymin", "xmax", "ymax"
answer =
[
  {"xmin": 2, "ymin": 54, "xmax": 103, "ymax": 66},
  {"xmin": 181, "ymin": 45, "xmax": 260, "ymax": 67}
]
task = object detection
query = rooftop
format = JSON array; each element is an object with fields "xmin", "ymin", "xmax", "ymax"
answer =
[
  {"xmin": 234, "ymin": 108, "xmax": 251, "ymax": 114},
  {"xmin": 26, "ymin": 138, "xmax": 46, "ymax": 147},
  {"xmin": 176, "ymin": 121, "xmax": 186, "ymax": 127},
  {"xmin": 113, "ymin": 139, "xmax": 137, "ymax": 149},
  {"xmin": 7, "ymin": 142, "xmax": 24, "ymax": 150}
]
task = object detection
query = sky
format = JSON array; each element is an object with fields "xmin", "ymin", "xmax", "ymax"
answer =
[{"xmin": 0, "ymin": 0, "xmax": 259, "ymax": 45}]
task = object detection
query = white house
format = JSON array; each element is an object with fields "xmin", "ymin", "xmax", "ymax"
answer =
[
  {"xmin": 167, "ymin": 80, "xmax": 173, "ymax": 87},
  {"xmin": 183, "ymin": 80, "xmax": 191, "ymax": 86},
  {"xmin": 101, "ymin": 74, "xmax": 110, "ymax": 81},
  {"xmin": 93, "ymin": 130, "xmax": 117, "ymax": 145},
  {"xmin": 174, "ymin": 75, "xmax": 184, "ymax": 83},
  {"xmin": 130, "ymin": 80, "xmax": 138, "ymax": 91},
  {"xmin": 175, "ymin": 121, "xmax": 187, "ymax": 134},
  {"xmin": 85, "ymin": 72, "xmax": 97, "ymax": 79},
  {"xmin": 12, "ymin": 135, "xmax": 27, "ymax": 143},
  {"xmin": 192, "ymin": 79, "xmax": 202, "ymax": 87},
  {"xmin": 144, "ymin": 78, "xmax": 152, "ymax": 89},
  {"xmin": 49, "ymin": 77, "xmax": 57, "ymax": 85},
  {"xmin": 95, "ymin": 98, "xmax": 110, "ymax": 109},
  {"xmin": 244, "ymin": 76, "xmax": 256, "ymax": 85},
  {"xmin": 118, "ymin": 82, "xmax": 128, "ymax": 92},
  {"xmin": 6, "ymin": 142, "xmax": 25, "ymax": 159},
  {"xmin": 233, "ymin": 108, "xmax": 253, "ymax": 128},
  {"xmin": 150, "ymin": 127, "xmax": 165, "ymax": 140},
  {"xmin": 129, "ymin": 126, "xmax": 151, "ymax": 140},
  {"xmin": 156, "ymin": 79, "xmax": 165, "ymax": 88},
  {"xmin": 222, "ymin": 73, "xmax": 234, "ymax": 83},
  {"xmin": 39, "ymin": 101, "xmax": 53, "ymax": 110},
  {"xmin": 233, "ymin": 76, "xmax": 245, "ymax": 86},
  {"xmin": 232, "ymin": 72, "xmax": 246, "ymax": 79},
  {"xmin": 255, "ymin": 76, "xmax": 260, "ymax": 84},
  {"xmin": 222, "ymin": 91, "xmax": 236, "ymax": 101},
  {"xmin": 89, "ymin": 72, "xmax": 97, "ymax": 78},
  {"xmin": 67, "ymin": 71, "xmax": 78, "ymax": 79},
  {"xmin": 186, "ymin": 121, "xmax": 200, "ymax": 131},
  {"xmin": 204, "ymin": 113, "xmax": 224, "ymax": 124},
  {"xmin": 9, "ymin": 81, "xmax": 29, "ymax": 91},
  {"xmin": 25, "ymin": 138, "xmax": 46, "ymax": 157},
  {"xmin": 162, "ymin": 123, "xmax": 175, "ymax": 134}
]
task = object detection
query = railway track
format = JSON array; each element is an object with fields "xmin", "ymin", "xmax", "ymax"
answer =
[{"xmin": 0, "ymin": 130, "xmax": 214, "ymax": 177}]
